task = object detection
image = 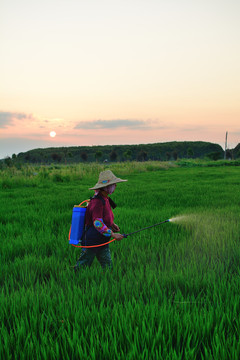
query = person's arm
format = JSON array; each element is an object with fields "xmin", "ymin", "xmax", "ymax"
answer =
[
  {"xmin": 93, "ymin": 218, "xmax": 112, "ymax": 237},
  {"xmin": 93, "ymin": 218, "xmax": 123, "ymax": 240}
]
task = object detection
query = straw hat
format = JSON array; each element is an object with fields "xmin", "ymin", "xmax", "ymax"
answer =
[{"xmin": 89, "ymin": 170, "xmax": 127, "ymax": 190}]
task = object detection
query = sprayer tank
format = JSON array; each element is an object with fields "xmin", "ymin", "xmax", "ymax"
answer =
[{"xmin": 69, "ymin": 206, "xmax": 87, "ymax": 245}]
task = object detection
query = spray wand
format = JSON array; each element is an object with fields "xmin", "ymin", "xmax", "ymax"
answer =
[{"xmin": 122, "ymin": 219, "xmax": 170, "ymax": 238}]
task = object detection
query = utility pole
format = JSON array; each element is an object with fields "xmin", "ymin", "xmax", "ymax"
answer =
[{"xmin": 224, "ymin": 131, "xmax": 228, "ymax": 159}]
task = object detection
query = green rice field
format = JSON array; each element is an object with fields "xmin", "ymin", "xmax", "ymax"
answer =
[{"xmin": 0, "ymin": 161, "xmax": 240, "ymax": 359}]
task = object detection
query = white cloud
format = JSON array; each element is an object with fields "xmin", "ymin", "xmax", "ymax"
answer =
[
  {"xmin": 0, "ymin": 111, "xmax": 33, "ymax": 128},
  {"xmin": 74, "ymin": 119, "xmax": 150, "ymax": 130}
]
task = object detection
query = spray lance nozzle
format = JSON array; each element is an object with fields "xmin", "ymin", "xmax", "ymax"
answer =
[{"xmin": 121, "ymin": 219, "xmax": 170, "ymax": 238}]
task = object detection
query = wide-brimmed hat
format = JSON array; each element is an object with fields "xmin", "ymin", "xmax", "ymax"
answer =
[{"xmin": 89, "ymin": 170, "xmax": 127, "ymax": 190}]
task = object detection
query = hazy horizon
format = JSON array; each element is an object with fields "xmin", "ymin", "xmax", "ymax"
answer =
[{"xmin": 1, "ymin": 0, "xmax": 239, "ymax": 159}]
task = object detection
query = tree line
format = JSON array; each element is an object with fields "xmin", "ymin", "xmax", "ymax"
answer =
[{"xmin": 6, "ymin": 141, "xmax": 230, "ymax": 165}]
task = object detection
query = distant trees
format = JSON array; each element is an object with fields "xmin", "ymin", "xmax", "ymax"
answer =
[
  {"xmin": 166, "ymin": 152, "xmax": 171, "ymax": 161},
  {"xmin": 137, "ymin": 150, "xmax": 147, "ymax": 161},
  {"xmin": 166, "ymin": 151, "xmax": 178, "ymax": 161},
  {"xmin": 225, "ymin": 149, "xmax": 233, "ymax": 160},
  {"xmin": 187, "ymin": 148, "xmax": 194, "ymax": 158},
  {"xmin": 62, "ymin": 148, "xmax": 69, "ymax": 164},
  {"xmin": 207, "ymin": 152, "xmax": 222, "ymax": 161},
  {"xmin": 110, "ymin": 150, "xmax": 118, "ymax": 161},
  {"xmin": 15, "ymin": 141, "xmax": 227, "ymax": 164},
  {"xmin": 173, "ymin": 151, "xmax": 178, "ymax": 161},
  {"xmin": 233, "ymin": 143, "xmax": 240, "ymax": 159},
  {"xmin": 95, "ymin": 151, "xmax": 102, "ymax": 162},
  {"xmin": 123, "ymin": 150, "xmax": 132, "ymax": 161},
  {"xmin": 4, "ymin": 156, "xmax": 12, "ymax": 167},
  {"xmin": 51, "ymin": 153, "xmax": 62, "ymax": 163},
  {"xmin": 81, "ymin": 152, "xmax": 88, "ymax": 161},
  {"xmin": 25, "ymin": 154, "xmax": 30, "ymax": 161}
]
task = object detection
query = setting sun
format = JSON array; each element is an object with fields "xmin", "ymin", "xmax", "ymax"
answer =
[{"xmin": 50, "ymin": 131, "xmax": 56, "ymax": 138}]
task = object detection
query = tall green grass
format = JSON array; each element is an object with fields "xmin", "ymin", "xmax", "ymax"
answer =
[{"xmin": 0, "ymin": 163, "xmax": 239, "ymax": 359}]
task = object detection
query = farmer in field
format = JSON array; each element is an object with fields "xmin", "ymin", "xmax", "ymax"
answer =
[{"xmin": 74, "ymin": 170, "xmax": 127, "ymax": 271}]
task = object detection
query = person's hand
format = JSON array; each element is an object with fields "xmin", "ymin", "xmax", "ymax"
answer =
[
  {"xmin": 111, "ymin": 232, "xmax": 124, "ymax": 241},
  {"xmin": 111, "ymin": 223, "xmax": 120, "ymax": 232}
]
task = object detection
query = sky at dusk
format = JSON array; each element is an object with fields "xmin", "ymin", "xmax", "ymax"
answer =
[{"xmin": 1, "ymin": 0, "xmax": 239, "ymax": 159}]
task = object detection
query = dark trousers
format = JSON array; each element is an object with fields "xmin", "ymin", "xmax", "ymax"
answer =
[{"xmin": 74, "ymin": 247, "xmax": 113, "ymax": 270}]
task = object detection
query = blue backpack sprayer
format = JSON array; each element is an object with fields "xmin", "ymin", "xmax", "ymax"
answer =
[
  {"xmin": 69, "ymin": 200, "xmax": 171, "ymax": 248},
  {"xmin": 69, "ymin": 200, "xmax": 89, "ymax": 245}
]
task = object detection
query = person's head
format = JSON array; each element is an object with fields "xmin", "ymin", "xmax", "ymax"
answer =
[
  {"xmin": 103, "ymin": 183, "xmax": 117, "ymax": 194},
  {"xmin": 89, "ymin": 170, "xmax": 127, "ymax": 194}
]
